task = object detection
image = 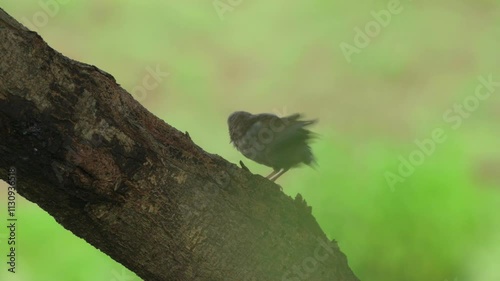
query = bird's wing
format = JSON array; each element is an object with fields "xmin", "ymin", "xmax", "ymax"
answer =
[
  {"xmin": 273, "ymin": 114, "xmax": 316, "ymax": 142},
  {"xmin": 248, "ymin": 113, "xmax": 316, "ymax": 144},
  {"xmin": 266, "ymin": 114, "xmax": 317, "ymax": 166}
]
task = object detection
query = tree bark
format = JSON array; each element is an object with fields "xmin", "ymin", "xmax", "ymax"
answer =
[{"xmin": 0, "ymin": 8, "xmax": 359, "ymax": 281}]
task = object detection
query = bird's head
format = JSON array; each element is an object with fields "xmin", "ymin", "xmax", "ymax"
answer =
[{"xmin": 227, "ymin": 111, "xmax": 252, "ymax": 143}]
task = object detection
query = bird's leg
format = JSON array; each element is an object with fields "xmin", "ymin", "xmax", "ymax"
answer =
[
  {"xmin": 269, "ymin": 168, "xmax": 289, "ymax": 182},
  {"xmin": 265, "ymin": 169, "xmax": 279, "ymax": 179}
]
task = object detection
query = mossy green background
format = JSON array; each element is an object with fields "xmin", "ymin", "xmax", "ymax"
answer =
[{"xmin": 1, "ymin": 1, "xmax": 500, "ymax": 280}]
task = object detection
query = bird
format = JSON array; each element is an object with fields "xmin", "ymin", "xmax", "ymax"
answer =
[{"xmin": 228, "ymin": 111, "xmax": 317, "ymax": 181}]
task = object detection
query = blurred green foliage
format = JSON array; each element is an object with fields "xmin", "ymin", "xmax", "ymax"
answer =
[{"xmin": 1, "ymin": 0, "xmax": 500, "ymax": 280}]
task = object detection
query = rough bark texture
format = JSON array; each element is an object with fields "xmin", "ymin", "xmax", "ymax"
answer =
[{"xmin": 0, "ymin": 8, "xmax": 359, "ymax": 281}]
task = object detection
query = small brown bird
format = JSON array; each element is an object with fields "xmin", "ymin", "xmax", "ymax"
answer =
[{"xmin": 228, "ymin": 111, "xmax": 317, "ymax": 181}]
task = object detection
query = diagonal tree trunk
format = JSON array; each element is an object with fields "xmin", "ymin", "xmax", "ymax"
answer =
[{"xmin": 0, "ymin": 8, "xmax": 359, "ymax": 281}]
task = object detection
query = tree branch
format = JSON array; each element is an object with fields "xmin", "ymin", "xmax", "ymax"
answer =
[{"xmin": 0, "ymin": 8, "xmax": 359, "ymax": 281}]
